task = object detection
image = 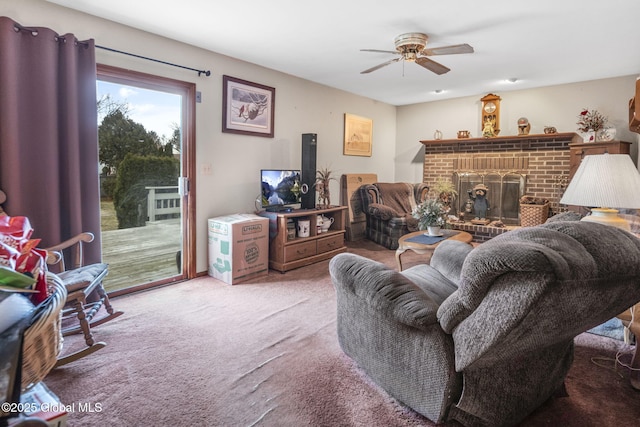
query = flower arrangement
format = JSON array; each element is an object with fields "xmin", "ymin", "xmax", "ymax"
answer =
[
  {"xmin": 576, "ymin": 108, "xmax": 608, "ymax": 133},
  {"xmin": 412, "ymin": 198, "xmax": 446, "ymax": 229}
]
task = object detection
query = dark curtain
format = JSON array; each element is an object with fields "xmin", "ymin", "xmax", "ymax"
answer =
[{"xmin": 0, "ymin": 16, "xmax": 101, "ymax": 263}]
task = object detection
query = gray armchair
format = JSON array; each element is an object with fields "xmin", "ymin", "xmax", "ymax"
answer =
[
  {"xmin": 329, "ymin": 221, "xmax": 640, "ymax": 426},
  {"xmin": 356, "ymin": 182, "xmax": 429, "ymax": 249}
]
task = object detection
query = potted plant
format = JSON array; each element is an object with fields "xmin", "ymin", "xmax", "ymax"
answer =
[
  {"xmin": 431, "ymin": 178, "xmax": 458, "ymax": 214},
  {"xmin": 315, "ymin": 167, "xmax": 336, "ymax": 208},
  {"xmin": 412, "ymin": 198, "xmax": 446, "ymax": 236}
]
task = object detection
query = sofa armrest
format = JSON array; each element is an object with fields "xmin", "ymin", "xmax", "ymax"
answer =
[
  {"xmin": 413, "ymin": 183, "xmax": 430, "ymax": 204},
  {"xmin": 330, "ymin": 253, "xmax": 440, "ymax": 330},
  {"xmin": 368, "ymin": 203, "xmax": 401, "ymax": 221},
  {"xmin": 389, "ymin": 214, "xmax": 420, "ymax": 232},
  {"xmin": 357, "ymin": 184, "xmax": 380, "ymax": 207},
  {"xmin": 430, "ymin": 240, "xmax": 474, "ymax": 286}
]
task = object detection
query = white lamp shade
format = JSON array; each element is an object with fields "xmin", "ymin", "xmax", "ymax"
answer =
[{"xmin": 560, "ymin": 154, "xmax": 640, "ymax": 209}]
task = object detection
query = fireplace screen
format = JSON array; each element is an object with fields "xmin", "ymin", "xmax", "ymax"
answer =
[{"xmin": 453, "ymin": 172, "xmax": 526, "ymax": 225}]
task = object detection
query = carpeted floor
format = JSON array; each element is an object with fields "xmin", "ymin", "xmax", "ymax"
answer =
[{"xmin": 44, "ymin": 240, "xmax": 640, "ymax": 426}]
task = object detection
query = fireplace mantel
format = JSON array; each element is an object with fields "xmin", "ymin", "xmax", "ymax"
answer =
[{"xmin": 420, "ymin": 132, "xmax": 582, "ymax": 148}]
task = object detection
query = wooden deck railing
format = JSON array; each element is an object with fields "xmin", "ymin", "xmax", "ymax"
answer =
[{"xmin": 146, "ymin": 186, "xmax": 180, "ymax": 222}]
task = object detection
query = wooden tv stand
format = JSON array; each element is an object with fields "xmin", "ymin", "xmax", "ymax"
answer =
[{"xmin": 268, "ymin": 205, "xmax": 348, "ymax": 272}]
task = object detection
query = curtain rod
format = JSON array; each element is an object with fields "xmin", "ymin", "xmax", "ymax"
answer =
[{"xmin": 96, "ymin": 45, "xmax": 211, "ymax": 77}]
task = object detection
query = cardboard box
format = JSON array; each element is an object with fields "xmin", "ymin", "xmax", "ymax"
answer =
[
  {"xmin": 208, "ymin": 214, "xmax": 269, "ymax": 284},
  {"xmin": 340, "ymin": 173, "xmax": 377, "ymax": 241}
]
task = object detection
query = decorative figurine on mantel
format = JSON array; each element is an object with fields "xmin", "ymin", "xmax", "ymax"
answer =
[
  {"xmin": 517, "ymin": 117, "xmax": 531, "ymax": 135},
  {"xmin": 467, "ymin": 184, "xmax": 490, "ymax": 225},
  {"xmin": 482, "ymin": 118, "xmax": 496, "ymax": 138}
]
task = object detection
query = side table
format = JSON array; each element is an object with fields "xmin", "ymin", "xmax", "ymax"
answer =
[{"xmin": 395, "ymin": 230, "xmax": 473, "ymax": 271}]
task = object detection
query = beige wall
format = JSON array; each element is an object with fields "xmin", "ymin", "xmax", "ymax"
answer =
[
  {"xmin": 3, "ymin": 0, "xmax": 639, "ymax": 273},
  {"xmin": 2, "ymin": 0, "xmax": 397, "ymax": 272},
  {"xmin": 396, "ymin": 76, "xmax": 640, "ymax": 183}
]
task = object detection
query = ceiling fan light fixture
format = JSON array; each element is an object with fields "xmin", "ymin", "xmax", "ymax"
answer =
[
  {"xmin": 404, "ymin": 51, "xmax": 418, "ymax": 62},
  {"xmin": 394, "ymin": 33, "xmax": 428, "ymax": 51},
  {"xmin": 360, "ymin": 32, "xmax": 473, "ymax": 75},
  {"xmin": 395, "ymin": 33, "xmax": 428, "ymax": 62}
]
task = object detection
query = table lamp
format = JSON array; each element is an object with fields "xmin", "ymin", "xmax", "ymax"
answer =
[{"xmin": 560, "ymin": 154, "xmax": 640, "ymax": 231}]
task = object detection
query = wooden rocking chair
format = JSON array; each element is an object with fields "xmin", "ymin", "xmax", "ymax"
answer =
[{"xmin": 45, "ymin": 232, "xmax": 123, "ymax": 366}]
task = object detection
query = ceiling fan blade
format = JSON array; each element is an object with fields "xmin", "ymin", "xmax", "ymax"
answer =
[
  {"xmin": 360, "ymin": 57, "xmax": 401, "ymax": 74},
  {"xmin": 415, "ymin": 57, "xmax": 450, "ymax": 75},
  {"xmin": 360, "ymin": 49, "xmax": 400, "ymax": 55},
  {"xmin": 423, "ymin": 43, "xmax": 474, "ymax": 56}
]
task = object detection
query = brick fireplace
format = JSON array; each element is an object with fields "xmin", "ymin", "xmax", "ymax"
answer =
[{"xmin": 421, "ymin": 132, "xmax": 582, "ymax": 241}]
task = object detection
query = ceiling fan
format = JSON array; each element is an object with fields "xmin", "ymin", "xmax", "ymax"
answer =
[{"xmin": 360, "ymin": 32, "xmax": 474, "ymax": 75}]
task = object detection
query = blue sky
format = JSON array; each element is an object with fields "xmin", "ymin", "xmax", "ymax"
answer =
[{"xmin": 97, "ymin": 80, "xmax": 181, "ymax": 140}]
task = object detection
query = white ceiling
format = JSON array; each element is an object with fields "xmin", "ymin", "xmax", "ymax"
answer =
[{"xmin": 48, "ymin": 0, "xmax": 640, "ymax": 106}]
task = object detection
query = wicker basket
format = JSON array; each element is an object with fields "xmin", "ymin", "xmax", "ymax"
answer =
[
  {"xmin": 519, "ymin": 202, "xmax": 550, "ymax": 227},
  {"xmin": 21, "ymin": 272, "xmax": 67, "ymax": 391}
]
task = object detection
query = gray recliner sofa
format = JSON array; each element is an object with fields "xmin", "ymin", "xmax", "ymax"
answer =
[{"xmin": 329, "ymin": 221, "xmax": 640, "ymax": 426}]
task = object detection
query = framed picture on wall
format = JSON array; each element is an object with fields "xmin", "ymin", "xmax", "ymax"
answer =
[
  {"xmin": 343, "ymin": 113, "xmax": 372, "ymax": 156},
  {"xmin": 222, "ymin": 75, "xmax": 275, "ymax": 138}
]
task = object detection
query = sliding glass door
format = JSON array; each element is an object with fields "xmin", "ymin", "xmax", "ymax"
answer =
[{"xmin": 97, "ymin": 65, "xmax": 196, "ymax": 295}]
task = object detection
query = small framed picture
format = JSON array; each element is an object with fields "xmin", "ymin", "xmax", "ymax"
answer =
[
  {"xmin": 344, "ymin": 113, "xmax": 372, "ymax": 156},
  {"xmin": 222, "ymin": 75, "xmax": 275, "ymax": 138}
]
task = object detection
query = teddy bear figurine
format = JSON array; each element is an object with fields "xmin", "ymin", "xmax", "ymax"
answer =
[{"xmin": 467, "ymin": 183, "xmax": 490, "ymax": 222}]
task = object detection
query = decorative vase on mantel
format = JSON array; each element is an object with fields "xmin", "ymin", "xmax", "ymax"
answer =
[
  {"xmin": 581, "ymin": 130, "xmax": 596, "ymax": 143},
  {"xmin": 597, "ymin": 128, "xmax": 617, "ymax": 142},
  {"xmin": 583, "ymin": 128, "xmax": 617, "ymax": 143}
]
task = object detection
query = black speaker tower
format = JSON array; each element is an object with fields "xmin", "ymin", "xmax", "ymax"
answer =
[{"xmin": 301, "ymin": 133, "xmax": 317, "ymax": 209}]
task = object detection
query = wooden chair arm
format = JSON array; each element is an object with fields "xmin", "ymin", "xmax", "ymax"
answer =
[
  {"xmin": 44, "ymin": 232, "xmax": 95, "ymax": 271},
  {"xmin": 45, "ymin": 232, "xmax": 94, "ymax": 252},
  {"xmin": 46, "ymin": 250, "xmax": 63, "ymax": 266}
]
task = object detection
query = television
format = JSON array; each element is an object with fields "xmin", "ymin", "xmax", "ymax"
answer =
[{"xmin": 261, "ymin": 169, "xmax": 303, "ymax": 211}]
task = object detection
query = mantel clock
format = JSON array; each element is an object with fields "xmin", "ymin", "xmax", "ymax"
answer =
[{"xmin": 481, "ymin": 93, "xmax": 501, "ymax": 136}]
